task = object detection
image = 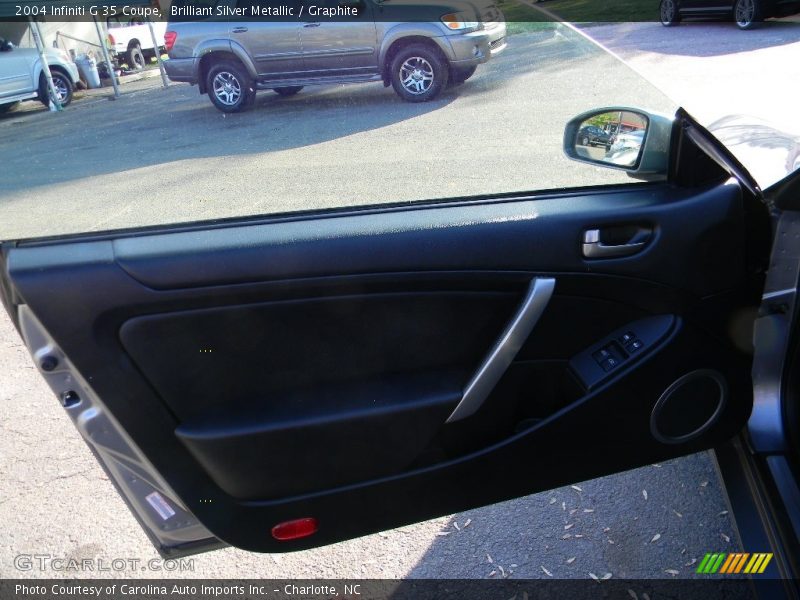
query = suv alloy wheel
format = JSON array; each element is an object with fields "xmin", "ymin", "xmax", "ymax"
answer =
[
  {"xmin": 390, "ymin": 44, "xmax": 449, "ymax": 103},
  {"xmin": 206, "ymin": 60, "xmax": 255, "ymax": 113}
]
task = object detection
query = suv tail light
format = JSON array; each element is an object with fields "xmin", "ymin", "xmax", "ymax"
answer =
[
  {"xmin": 107, "ymin": 33, "xmax": 115, "ymax": 46},
  {"xmin": 165, "ymin": 31, "xmax": 177, "ymax": 52}
]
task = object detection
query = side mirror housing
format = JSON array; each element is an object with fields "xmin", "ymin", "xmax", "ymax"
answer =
[{"xmin": 564, "ymin": 107, "xmax": 673, "ymax": 180}]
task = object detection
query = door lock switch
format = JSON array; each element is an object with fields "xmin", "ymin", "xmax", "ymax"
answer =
[{"xmin": 600, "ymin": 356, "xmax": 620, "ymax": 372}]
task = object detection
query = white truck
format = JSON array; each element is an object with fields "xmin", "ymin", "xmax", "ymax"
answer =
[{"xmin": 106, "ymin": 16, "xmax": 167, "ymax": 71}]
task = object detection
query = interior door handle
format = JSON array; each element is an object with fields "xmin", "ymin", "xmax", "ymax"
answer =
[
  {"xmin": 231, "ymin": 27, "xmax": 248, "ymax": 33},
  {"xmin": 304, "ymin": 22, "xmax": 321, "ymax": 27},
  {"xmin": 582, "ymin": 228, "xmax": 651, "ymax": 259},
  {"xmin": 445, "ymin": 277, "xmax": 556, "ymax": 423}
]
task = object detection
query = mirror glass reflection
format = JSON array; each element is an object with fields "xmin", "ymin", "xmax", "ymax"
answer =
[{"xmin": 574, "ymin": 111, "xmax": 648, "ymax": 168}]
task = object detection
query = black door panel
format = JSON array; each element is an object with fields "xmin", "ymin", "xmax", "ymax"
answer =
[
  {"xmin": 105, "ymin": 181, "xmax": 745, "ymax": 295},
  {"xmin": 119, "ymin": 292, "xmax": 518, "ymax": 422},
  {"xmin": 2, "ymin": 179, "xmax": 761, "ymax": 553}
]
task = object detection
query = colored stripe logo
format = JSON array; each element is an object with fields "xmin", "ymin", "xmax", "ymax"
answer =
[{"xmin": 696, "ymin": 552, "xmax": 772, "ymax": 574}]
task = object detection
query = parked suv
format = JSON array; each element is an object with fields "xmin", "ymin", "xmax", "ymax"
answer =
[
  {"xmin": 164, "ymin": 0, "xmax": 507, "ymax": 112},
  {"xmin": 576, "ymin": 124, "xmax": 613, "ymax": 149},
  {"xmin": 0, "ymin": 38, "xmax": 79, "ymax": 113}
]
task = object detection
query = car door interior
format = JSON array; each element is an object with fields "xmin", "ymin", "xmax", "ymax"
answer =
[{"xmin": 0, "ymin": 116, "xmax": 771, "ymax": 555}]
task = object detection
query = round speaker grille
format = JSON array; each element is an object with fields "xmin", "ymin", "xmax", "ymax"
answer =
[{"xmin": 650, "ymin": 369, "xmax": 727, "ymax": 444}]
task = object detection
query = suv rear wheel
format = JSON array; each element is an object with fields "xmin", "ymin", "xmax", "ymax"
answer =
[
  {"xmin": 206, "ymin": 60, "xmax": 255, "ymax": 113},
  {"xmin": 390, "ymin": 44, "xmax": 449, "ymax": 103}
]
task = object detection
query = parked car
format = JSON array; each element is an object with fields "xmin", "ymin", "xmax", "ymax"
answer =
[
  {"xmin": 576, "ymin": 124, "xmax": 613, "ymax": 149},
  {"xmin": 0, "ymin": 37, "xmax": 79, "ymax": 113},
  {"xmin": 659, "ymin": 0, "xmax": 800, "ymax": 29},
  {"xmin": 107, "ymin": 15, "xmax": 168, "ymax": 70},
  {"xmin": 164, "ymin": 0, "xmax": 507, "ymax": 112},
  {"xmin": 608, "ymin": 129, "xmax": 645, "ymax": 153}
]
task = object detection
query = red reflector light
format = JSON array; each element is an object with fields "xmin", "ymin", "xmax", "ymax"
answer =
[
  {"xmin": 271, "ymin": 517, "xmax": 318, "ymax": 541},
  {"xmin": 164, "ymin": 31, "xmax": 177, "ymax": 52}
]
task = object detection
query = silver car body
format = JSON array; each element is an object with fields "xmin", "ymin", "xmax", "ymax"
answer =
[{"xmin": 0, "ymin": 43, "xmax": 79, "ymax": 107}]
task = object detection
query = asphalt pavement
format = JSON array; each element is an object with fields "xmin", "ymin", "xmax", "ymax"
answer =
[{"xmin": 3, "ymin": 21, "xmax": 800, "ymax": 579}]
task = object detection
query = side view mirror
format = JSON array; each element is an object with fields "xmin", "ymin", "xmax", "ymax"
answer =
[
  {"xmin": 0, "ymin": 40, "xmax": 13, "ymax": 52},
  {"xmin": 564, "ymin": 108, "xmax": 673, "ymax": 180}
]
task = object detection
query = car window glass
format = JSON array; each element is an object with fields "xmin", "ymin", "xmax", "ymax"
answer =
[{"xmin": 0, "ymin": 22, "xmax": 676, "ymax": 240}]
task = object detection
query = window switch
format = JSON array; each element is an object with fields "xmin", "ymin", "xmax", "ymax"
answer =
[
  {"xmin": 600, "ymin": 356, "xmax": 620, "ymax": 372},
  {"xmin": 625, "ymin": 339, "xmax": 644, "ymax": 353},
  {"xmin": 593, "ymin": 348, "xmax": 611, "ymax": 363},
  {"xmin": 619, "ymin": 331, "xmax": 636, "ymax": 344}
]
